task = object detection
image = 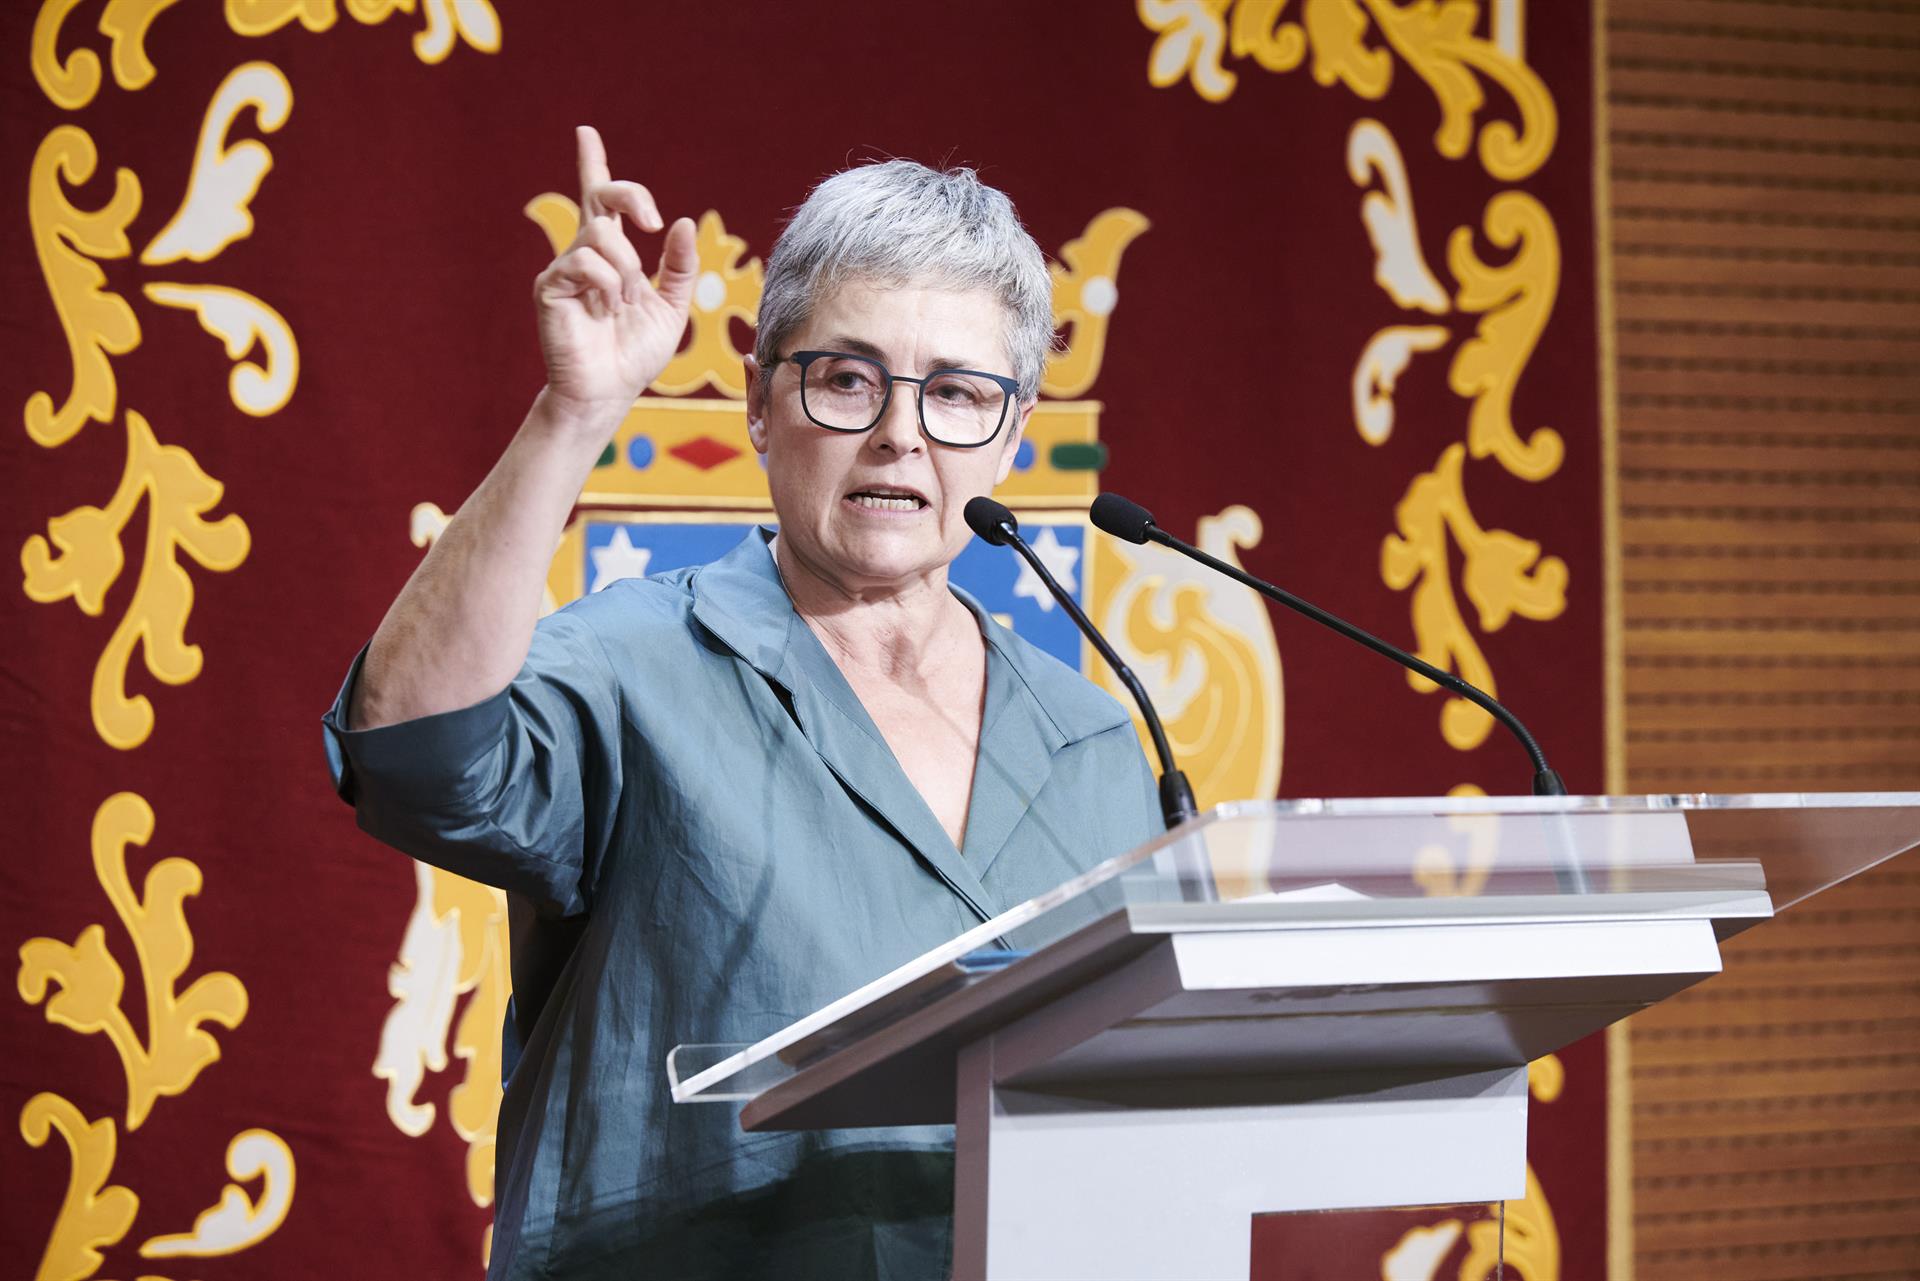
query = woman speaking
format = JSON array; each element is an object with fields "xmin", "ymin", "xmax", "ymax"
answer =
[{"xmin": 323, "ymin": 127, "xmax": 1157, "ymax": 1279}]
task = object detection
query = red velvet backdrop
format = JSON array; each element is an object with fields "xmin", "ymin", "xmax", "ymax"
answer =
[{"xmin": 4, "ymin": 3, "xmax": 1603, "ymax": 1277}]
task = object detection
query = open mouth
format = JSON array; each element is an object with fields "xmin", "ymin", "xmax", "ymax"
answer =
[{"xmin": 845, "ymin": 488, "xmax": 928, "ymax": 512}]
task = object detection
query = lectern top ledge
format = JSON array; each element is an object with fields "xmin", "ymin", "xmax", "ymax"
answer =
[
  {"xmin": 665, "ymin": 792, "xmax": 1920, "ymax": 1280},
  {"xmin": 669, "ymin": 791, "xmax": 1920, "ymax": 1112}
]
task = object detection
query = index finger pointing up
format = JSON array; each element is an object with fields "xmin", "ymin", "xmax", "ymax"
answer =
[{"xmin": 576, "ymin": 125, "xmax": 611, "ymax": 212}]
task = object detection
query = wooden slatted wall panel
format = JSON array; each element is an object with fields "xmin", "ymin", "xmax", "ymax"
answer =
[{"xmin": 1603, "ymin": 0, "xmax": 1920, "ymax": 1277}]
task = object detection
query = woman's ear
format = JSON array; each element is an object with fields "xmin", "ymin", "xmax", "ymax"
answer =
[
  {"xmin": 744, "ymin": 356, "xmax": 769, "ymax": 453},
  {"xmin": 994, "ymin": 399, "xmax": 1035, "ymax": 486}
]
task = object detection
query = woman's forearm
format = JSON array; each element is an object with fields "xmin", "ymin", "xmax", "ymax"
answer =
[
  {"xmin": 346, "ymin": 389, "xmax": 621, "ymax": 730},
  {"xmin": 348, "ymin": 125, "xmax": 694, "ymax": 731}
]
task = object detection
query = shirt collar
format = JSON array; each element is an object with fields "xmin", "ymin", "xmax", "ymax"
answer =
[
  {"xmin": 689, "ymin": 527, "xmax": 1129, "ymax": 748},
  {"xmin": 687, "ymin": 526, "xmax": 1133, "ymax": 919},
  {"xmin": 685, "ymin": 527, "xmax": 800, "ymax": 686}
]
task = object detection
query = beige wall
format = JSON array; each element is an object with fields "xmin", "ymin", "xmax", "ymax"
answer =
[{"xmin": 1602, "ymin": 0, "xmax": 1920, "ymax": 1275}]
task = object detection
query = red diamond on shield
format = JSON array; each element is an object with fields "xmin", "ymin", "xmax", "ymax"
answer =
[{"xmin": 669, "ymin": 436, "xmax": 740, "ymax": 471}]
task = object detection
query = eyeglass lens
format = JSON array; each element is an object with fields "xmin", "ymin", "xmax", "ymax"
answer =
[{"xmin": 799, "ymin": 353, "xmax": 1007, "ymax": 446}]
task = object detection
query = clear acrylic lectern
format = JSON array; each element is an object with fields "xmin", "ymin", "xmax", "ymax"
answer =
[{"xmin": 669, "ymin": 793, "xmax": 1920, "ymax": 1280}]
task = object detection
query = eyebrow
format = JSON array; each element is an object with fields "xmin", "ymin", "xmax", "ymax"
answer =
[{"xmin": 820, "ymin": 335, "xmax": 978, "ymax": 374}]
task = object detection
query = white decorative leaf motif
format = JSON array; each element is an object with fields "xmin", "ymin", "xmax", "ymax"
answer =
[
  {"xmin": 141, "ymin": 62, "xmax": 292, "ymax": 266},
  {"xmin": 143, "ymin": 283, "xmax": 298, "ymax": 416}
]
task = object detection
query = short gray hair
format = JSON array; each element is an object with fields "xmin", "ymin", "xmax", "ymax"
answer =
[{"xmin": 753, "ymin": 160, "xmax": 1054, "ymax": 401}]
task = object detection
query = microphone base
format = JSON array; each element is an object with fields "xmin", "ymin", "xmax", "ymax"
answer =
[
  {"xmin": 1159, "ymin": 770, "xmax": 1199, "ymax": 829},
  {"xmin": 1158, "ymin": 770, "xmax": 1216, "ymax": 903}
]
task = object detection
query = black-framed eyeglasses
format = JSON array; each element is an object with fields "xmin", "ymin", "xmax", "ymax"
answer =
[{"xmin": 772, "ymin": 350, "xmax": 1020, "ymax": 449}]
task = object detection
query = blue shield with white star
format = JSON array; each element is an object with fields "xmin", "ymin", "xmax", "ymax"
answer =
[
  {"xmin": 580, "ymin": 517, "xmax": 1087, "ymax": 670},
  {"xmin": 947, "ymin": 524, "xmax": 1085, "ymax": 668}
]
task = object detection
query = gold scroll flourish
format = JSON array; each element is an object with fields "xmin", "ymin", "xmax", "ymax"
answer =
[
  {"xmin": 22, "ymin": 409, "xmax": 251, "ymax": 751},
  {"xmin": 17, "ymin": 792, "xmax": 250, "ymax": 1131},
  {"xmin": 1232, "ymin": 0, "xmax": 1307, "ymax": 74},
  {"xmin": 225, "ymin": 0, "xmax": 338, "ymax": 35},
  {"xmin": 1304, "ymin": 0, "xmax": 1390, "ymax": 97},
  {"xmin": 227, "ymin": 0, "xmax": 501, "ymax": 62},
  {"xmin": 19, "ymin": 1093, "xmax": 139, "ymax": 1281},
  {"xmin": 1045, "ymin": 209, "xmax": 1150, "ymax": 398},
  {"xmin": 1448, "ymin": 189, "xmax": 1563, "ymax": 482},
  {"xmin": 1138, "ymin": 0, "xmax": 1555, "ymax": 180},
  {"xmin": 1358, "ymin": 0, "xmax": 1556, "ymax": 181},
  {"xmin": 139, "ymin": 1128, "xmax": 295, "ymax": 1258},
  {"xmin": 1380, "ymin": 443, "xmax": 1566, "ymax": 750},
  {"xmin": 24, "ymin": 125, "xmax": 143, "ymax": 450},
  {"xmin": 34, "ymin": 0, "xmax": 105, "ymax": 109},
  {"xmin": 31, "ymin": 0, "xmax": 184, "ymax": 110}
]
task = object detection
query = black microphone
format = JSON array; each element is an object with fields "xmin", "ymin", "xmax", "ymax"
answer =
[
  {"xmin": 1090, "ymin": 492, "xmax": 1568, "ymax": 797},
  {"xmin": 964, "ymin": 497, "xmax": 1200, "ymax": 830}
]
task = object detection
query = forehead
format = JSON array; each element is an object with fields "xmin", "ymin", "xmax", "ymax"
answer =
[{"xmin": 798, "ymin": 278, "xmax": 1010, "ymax": 368}]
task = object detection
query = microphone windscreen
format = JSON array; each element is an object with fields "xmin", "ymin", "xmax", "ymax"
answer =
[
  {"xmin": 1090, "ymin": 492, "xmax": 1156, "ymax": 544},
  {"xmin": 964, "ymin": 496, "xmax": 1018, "ymax": 546}
]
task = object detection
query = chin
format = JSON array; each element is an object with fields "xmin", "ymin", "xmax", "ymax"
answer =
[
  {"xmin": 834, "ymin": 532, "xmax": 951, "ymax": 586},
  {"xmin": 845, "ymin": 551, "xmax": 946, "ymax": 588}
]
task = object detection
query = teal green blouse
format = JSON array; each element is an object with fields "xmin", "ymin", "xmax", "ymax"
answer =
[{"xmin": 322, "ymin": 528, "xmax": 1158, "ymax": 1279}]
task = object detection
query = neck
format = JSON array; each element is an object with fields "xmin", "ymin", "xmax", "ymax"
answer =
[{"xmin": 770, "ymin": 534, "xmax": 977, "ymax": 678}]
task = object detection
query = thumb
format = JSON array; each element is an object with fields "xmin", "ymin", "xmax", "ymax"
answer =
[{"xmin": 655, "ymin": 217, "xmax": 699, "ymax": 313}]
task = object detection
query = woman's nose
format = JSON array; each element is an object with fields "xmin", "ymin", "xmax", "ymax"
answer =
[{"xmin": 865, "ymin": 385, "xmax": 924, "ymax": 454}]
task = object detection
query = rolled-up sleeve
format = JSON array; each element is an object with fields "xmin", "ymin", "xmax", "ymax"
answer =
[{"xmin": 321, "ymin": 610, "xmax": 623, "ymax": 917}]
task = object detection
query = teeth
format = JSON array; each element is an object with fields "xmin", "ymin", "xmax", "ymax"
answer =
[{"xmin": 851, "ymin": 494, "xmax": 921, "ymax": 511}]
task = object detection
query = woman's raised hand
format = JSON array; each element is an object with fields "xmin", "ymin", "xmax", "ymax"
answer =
[{"xmin": 533, "ymin": 126, "xmax": 698, "ymax": 426}]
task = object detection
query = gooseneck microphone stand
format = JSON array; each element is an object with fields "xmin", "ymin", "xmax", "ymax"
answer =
[
  {"xmin": 1090, "ymin": 492, "xmax": 1567, "ymax": 799},
  {"xmin": 964, "ymin": 497, "xmax": 1200, "ymax": 831}
]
